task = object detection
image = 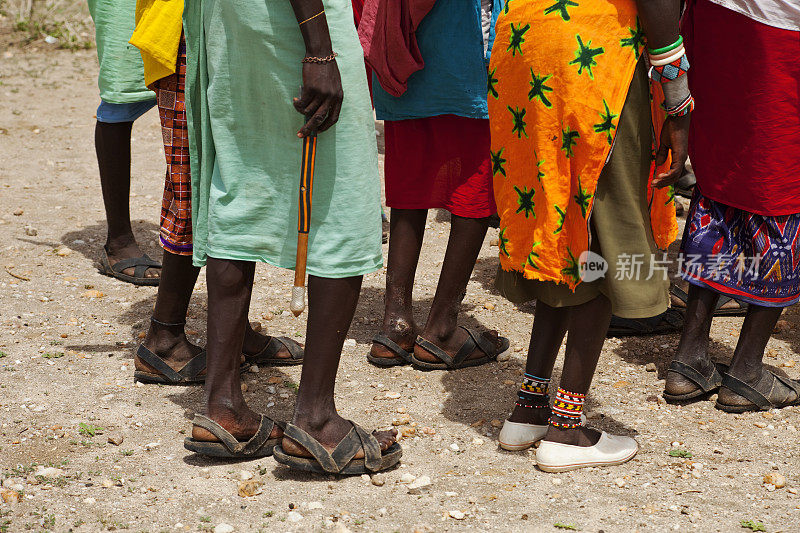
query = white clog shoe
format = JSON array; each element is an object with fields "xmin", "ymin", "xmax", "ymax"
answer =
[
  {"xmin": 498, "ymin": 413, "xmax": 587, "ymax": 451},
  {"xmin": 535, "ymin": 432, "xmax": 638, "ymax": 472}
]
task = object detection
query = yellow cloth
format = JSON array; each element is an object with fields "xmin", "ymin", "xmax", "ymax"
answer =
[
  {"xmin": 488, "ymin": 0, "xmax": 678, "ymax": 290},
  {"xmin": 129, "ymin": 0, "xmax": 184, "ymax": 87}
]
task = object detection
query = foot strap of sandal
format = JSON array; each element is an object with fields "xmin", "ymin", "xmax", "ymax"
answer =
[
  {"xmin": 722, "ymin": 370, "xmax": 800, "ymax": 411},
  {"xmin": 258, "ymin": 336, "xmax": 304, "ymax": 361},
  {"xmin": 283, "ymin": 422, "xmax": 382, "ymax": 474},
  {"xmin": 110, "ymin": 254, "xmax": 161, "ymax": 279},
  {"xmin": 136, "ymin": 344, "xmax": 206, "ymax": 383},
  {"xmin": 193, "ymin": 414, "xmax": 278, "ymax": 455},
  {"xmin": 372, "ymin": 334, "xmax": 413, "ymax": 364},
  {"xmin": 667, "ymin": 360, "xmax": 721, "ymax": 393}
]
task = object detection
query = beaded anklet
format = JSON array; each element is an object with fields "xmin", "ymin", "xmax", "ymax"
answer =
[
  {"xmin": 516, "ymin": 373, "xmax": 550, "ymax": 409},
  {"xmin": 549, "ymin": 387, "xmax": 585, "ymax": 429}
]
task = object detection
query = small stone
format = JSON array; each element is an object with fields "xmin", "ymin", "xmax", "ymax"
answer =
[
  {"xmin": 101, "ymin": 478, "xmax": 114, "ymax": 488},
  {"xmin": 261, "ymin": 311, "xmax": 274, "ymax": 321},
  {"xmin": 55, "ymin": 247, "xmax": 72, "ymax": 257},
  {"xmin": 144, "ymin": 441, "xmax": 161, "ymax": 451},
  {"xmin": 286, "ymin": 511, "xmax": 303, "ymax": 522},
  {"xmin": 267, "ymin": 376, "xmax": 282, "ymax": 384},
  {"xmin": 484, "ymin": 303, "xmax": 496, "ymax": 311},
  {"xmin": 307, "ymin": 501, "xmax": 323, "ymax": 510},
  {"xmin": 449, "ymin": 443, "xmax": 460, "ymax": 452},
  {"xmin": 471, "ymin": 437, "xmax": 484, "ymax": 446},
  {"xmin": 470, "ymin": 419, "xmax": 486, "ymax": 428},
  {"xmin": 240, "ymin": 382, "xmax": 248, "ymax": 393},
  {"xmin": 83, "ymin": 497, "xmax": 96, "ymax": 505},
  {"xmin": 107, "ymin": 434, "xmax": 124, "ymax": 446},
  {"xmin": 384, "ymin": 391, "xmax": 401, "ymax": 399},
  {"xmin": 782, "ymin": 360, "xmax": 796, "ymax": 368},
  {"xmin": 765, "ymin": 483, "xmax": 776, "ymax": 492},
  {"xmin": 399, "ymin": 426, "xmax": 416, "ymax": 438},
  {"xmin": 371, "ymin": 475, "xmax": 386, "ymax": 487},
  {"xmin": 614, "ymin": 478, "xmax": 626, "ymax": 488},
  {"xmin": 449, "ymin": 510, "xmax": 466, "ymax": 520},
  {"xmin": 214, "ymin": 524, "xmax": 234, "ymax": 533},
  {"xmin": 35, "ymin": 467, "xmax": 64, "ymax": 478},
  {"xmin": 502, "ymin": 380, "xmax": 515, "ymax": 386},
  {"xmin": 101, "ymin": 393, "xmax": 114, "ymax": 402},
  {"xmin": 788, "ymin": 488, "xmax": 797, "ymax": 495},
  {"xmin": 490, "ymin": 419, "xmax": 503, "ymax": 428},
  {"xmin": 645, "ymin": 363, "xmax": 657, "ymax": 372},
  {"xmin": 361, "ymin": 474, "xmax": 371, "ymax": 483},
  {"xmin": 392, "ymin": 414, "xmax": 412, "ymax": 426},
  {"xmin": 12, "ymin": 209, "xmax": 23, "ymax": 216},
  {"xmin": 671, "ymin": 441, "xmax": 681, "ymax": 447},
  {"xmin": 497, "ymin": 351, "xmax": 511, "ymax": 362},
  {"xmin": 407, "ymin": 476, "xmax": 432, "ymax": 494},
  {"xmin": 238, "ymin": 480, "xmax": 262, "ymax": 497},
  {"xmin": 400, "ymin": 473, "xmax": 417, "ymax": 484},
  {"xmin": 764, "ymin": 473, "xmax": 786, "ymax": 489},
  {"xmin": 754, "ymin": 422, "xmax": 767, "ymax": 429},
  {"xmin": 552, "ymin": 478, "xmax": 562, "ymax": 485},
  {"xmin": 248, "ymin": 364, "xmax": 260, "ymax": 374},
  {"xmin": 239, "ymin": 470, "xmax": 253, "ymax": 481},
  {"xmin": 81, "ymin": 289, "xmax": 105, "ymax": 299},
  {"xmin": 343, "ymin": 339, "xmax": 357, "ymax": 348},
  {"xmin": 24, "ymin": 225, "xmax": 37, "ymax": 236},
  {"xmin": 1, "ymin": 489, "xmax": 21, "ymax": 504}
]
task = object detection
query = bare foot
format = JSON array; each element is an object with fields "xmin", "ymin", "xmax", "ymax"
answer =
[
  {"xmin": 281, "ymin": 413, "xmax": 397, "ymax": 460},
  {"xmin": 192, "ymin": 404, "xmax": 283, "ymax": 443},
  {"xmin": 105, "ymin": 238, "xmax": 160, "ymax": 279},
  {"xmin": 369, "ymin": 315, "xmax": 418, "ymax": 363},
  {"xmin": 413, "ymin": 327, "xmax": 503, "ymax": 364},
  {"xmin": 135, "ymin": 323, "xmax": 204, "ymax": 376}
]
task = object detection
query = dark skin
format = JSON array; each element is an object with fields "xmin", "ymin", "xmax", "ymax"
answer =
[
  {"xmin": 370, "ymin": 210, "xmax": 502, "ymax": 364},
  {"xmin": 132, "ymin": 250, "xmax": 292, "ymax": 378},
  {"xmin": 194, "ymin": 1, "xmax": 397, "ymax": 454},
  {"xmin": 507, "ymin": 1, "xmax": 688, "ymax": 447},
  {"xmin": 664, "ymin": 285, "xmax": 788, "ymax": 408},
  {"xmin": 95, "ymin": 121, "xmax": 160, "ymax": 279}
]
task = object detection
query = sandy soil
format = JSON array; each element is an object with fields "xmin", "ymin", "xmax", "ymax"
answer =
[{"xmin": 1, "ymin": 28, "xmax": 799, "ymax": 533}]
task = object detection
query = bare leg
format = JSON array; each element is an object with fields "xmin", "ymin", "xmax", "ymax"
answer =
[
  {"xmin": 95, "ymin": 121, "xmax": 159, "ymax": 279},
  {"xmin": 415, "ymin": 214, "xmax": 502, "ymax": 363},
  {"xmin": 192, "ymin": 258, "xmax": 279, "ymax": 442},
  {"xmin": 664, "ymin": 284, "xmax": 719, "ymax": 396},
  {"xmin": 717, "ymin": 304, "xmax": 785, "ymax": 407},
  {"xmin": 369, "ymin": 208, "xmax": 427, "ymax": 360},
  {"xmin": 508, "ymin": 301, "xmax": 570, "ymax": 425},
  {"xmin": 283, "ymin": 275, "xmax": 396, "ymax": 456},
  {"xmin": 135, "ymin": 251, "xmax": 202, "ymax": 374},
  {"xmin": 544, "ymin": 295, "xmax": 612, "ymax": 447}
]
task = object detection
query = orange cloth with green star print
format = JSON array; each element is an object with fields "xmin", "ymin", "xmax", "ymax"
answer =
[{"xmin": 488, "ymin": 0, "xmax": 678, "ymax": 290}]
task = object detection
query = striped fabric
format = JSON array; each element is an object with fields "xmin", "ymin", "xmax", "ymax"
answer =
[{"xmin": 153, "ymin": 39, "xmax": 192, "ymax": 256}]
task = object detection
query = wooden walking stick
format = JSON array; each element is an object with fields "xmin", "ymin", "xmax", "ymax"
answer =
[{"xmin": 290, "ymin": 121, "xmax": 318, "ymax": 317}]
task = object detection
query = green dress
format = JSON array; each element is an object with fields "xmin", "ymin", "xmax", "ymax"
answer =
[
  {"xmin": 88, "ymin": 0, "xmax": 155, "ymax": 103},
  {"xmin": 183, "ymin": 0, "xmax": 383, "ymax": 277}
]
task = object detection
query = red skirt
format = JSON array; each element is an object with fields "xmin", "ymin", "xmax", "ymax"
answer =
[
  {"xmin": 384, "ymin": 115, "xmax": 496, "ymax": 218},
  {"xmin": 683, "ymin": 0, "xmax": 800, "ymax": 216}
]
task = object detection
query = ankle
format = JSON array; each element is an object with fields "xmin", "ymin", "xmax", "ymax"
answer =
[{"xmin": 105, "ymin": 234, "xmax": 137, "ymax": 252}]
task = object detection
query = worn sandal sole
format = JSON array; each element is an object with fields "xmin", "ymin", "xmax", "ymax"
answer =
[
  {"xmin": 366, "ymin": 353, "xmax": 411, "ymax": 367},
  {"xmin": 183, "ymin": 437, "xmax": 279, "ymax": 458},
  {"xmin": 715, "ymin": 397, "xmax": 800, "ymax": 414},
  {"xmin": 411, "ymin": 342, "xmax": 510, "ymax": 371},
  {"xmin": 272, "ymin": 442, "xmax": 403, "ymax": 475},
  {"xmin": 245, "ymin": 356, "xmax": 303, "ymax": 367},
  {"xmin": 133, "ymin": 370, "xmax": 205, "ymax": 385}
]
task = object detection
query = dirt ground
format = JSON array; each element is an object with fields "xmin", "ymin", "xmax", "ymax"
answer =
[{"xmin": 1, "ymin": 15, "xmax": 799, "ymax": 533}]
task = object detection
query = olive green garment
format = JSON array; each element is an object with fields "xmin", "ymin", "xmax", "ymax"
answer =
[
  {"xmin": 88, "ymin": 0, "xmax": 155, "ymax": 103},
  {"xmin": 496, "ymin": 59, "xmax": 669, "ymax": 319},
  {"xmin": 183, "ymin": 0, "xmax": 383, "ymax": 277}
]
